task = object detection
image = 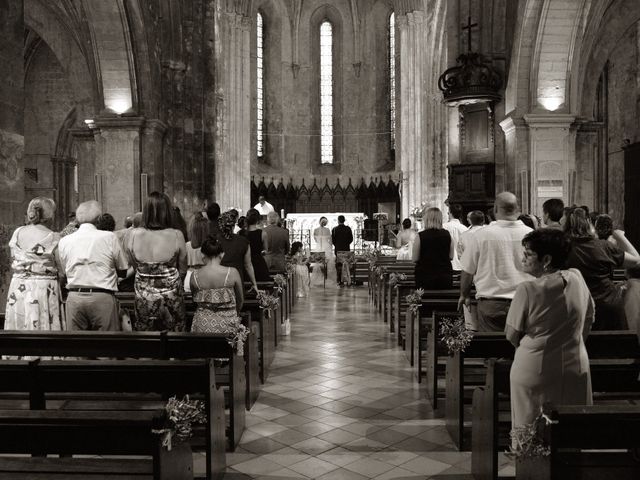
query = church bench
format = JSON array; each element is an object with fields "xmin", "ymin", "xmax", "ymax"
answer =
[
  {"xmin": 471, "ymin": 357, "xmax": 640, "ymax": 480},
  {"xmin": 0, "ymin": 409, "xmax": 192, "ymax": 480},
  {"xmin": 444, "ymin": 330, "xmax": 640, "ymax": 451},
  {"xmin": 0, "ymin": 331, "xmax": 246, "ymax": 452},
  {"xmin": 369, "ymin": 257, "xmax": 398, "ymax": 304},
  {"xmin": 378, "ymin": 263, "xmax": 415, "ymax": 318},
  {"xmin": 246, "ymin": 280, "xmax": 286, "ymax": 347},
  {"xmin": 407, "ymin": 295, "xmax": 461, "ymax": 371},
  {"xmin": 516, "ymin": 404, "xmax": 640, "ymax": 480},
  {"xmin": 0, "ymin": 359, "xmax": 224, "ymax": 479},
  {"xmin": 242, "ymin": 299, "xmax": 275, "ymax": 383},
  {"xmin": 353, "ymin": 259, "xmax": 369, "ymax": 285}
]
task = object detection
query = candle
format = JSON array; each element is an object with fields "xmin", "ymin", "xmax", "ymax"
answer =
[{"xmin": 281, "ymin": 208, "xmax": 285, "ymax": 218}]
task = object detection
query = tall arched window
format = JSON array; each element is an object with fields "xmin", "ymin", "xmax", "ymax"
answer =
[
  {"xmin": 320, "ymin": 20, "xmax": 333, "ymax": 164},
  {"xmin": 256, "ymin": 12, "xmax": 264, "ymax": 158},
  {"xmin": 389, "ymin": 12, "xmax": 396, "ymax": 150}
]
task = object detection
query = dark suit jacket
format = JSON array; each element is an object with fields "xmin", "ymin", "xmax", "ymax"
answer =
[{"xmin": 332, "ymin": 224, "xmax": 353, "ymax": 253}]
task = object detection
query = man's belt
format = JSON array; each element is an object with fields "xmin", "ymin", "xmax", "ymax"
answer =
[{"xmin": 67, "ymin": 287, "xmax": 115, "ymax": 295}]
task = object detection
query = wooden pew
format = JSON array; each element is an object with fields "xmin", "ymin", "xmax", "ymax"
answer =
[
  {"xmin": 517, "ymin": 404, "xmax": 640, "ymax": 480},
  {"xmin": 0, "ymin": 359, "xmax": 225, "ymax": 479},
  {"xmin": 379, "ymin": 263, "xmax": 415, "ymax": 319},
  {"xmin": 0, "ymin": 331, "xmax": 246, "ymax": 451},
  {"xmin": 242, "ymin": 299, "xmax": 275, "ymax": 383},
  {"xmin": 445, "ymin": 331, "xmax": 640, "ymax": 451},
  {"xmin": 471, "ymin": 358, "xmax": 640, "ymax": 480},
  {"xmin": 0, "ymin": 409, "xmax": 192, "ymax": 479}
]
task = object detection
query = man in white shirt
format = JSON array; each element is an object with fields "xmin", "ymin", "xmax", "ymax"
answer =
[
  {"xmin": 254, "ymin": 195, "xmax": 275, "ymax": 216},
  {"xmin": 58, "ymin": 200, "xmax": 129, "ymax": 331},
  {"xmin": 443, "ymin": 203, "xmax": 468, "ymax": 271},
  {"xmin": 458, "ymin": 210, "xmax": 486, "ymax": 258},
  {"xmin": 459, "ymin": 192, "xmax": 533, "ymax": 331}
]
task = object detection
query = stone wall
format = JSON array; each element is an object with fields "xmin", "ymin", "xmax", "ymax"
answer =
[{"xmin": 249, "ymin": 0, "xmax": 397, "ymax": 189}]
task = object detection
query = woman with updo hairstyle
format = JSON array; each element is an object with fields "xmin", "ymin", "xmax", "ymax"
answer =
[
  {"xmin": 217, "ymin": 210, "xmax": 259, "ymax": 293},
  {"xmin": 5, "ymin": 197, "xmax": 64, "ymax": 332},
  {"xmin": 190, "ymin": 237, "xmax": 244, "ymax": 337},
  {"xmin": 506, "ymin": 228, "xmax": 594, "ymax": 439},
  {"xmin": 565, "ymin": 208, "xmax": 640, "ymax": 329},
  {"xmin": 395, "ymin": 218, "xmax": 416, "ymax": 261},
  {"xmin": 125, "ymin": 192, "xmax": 187, "ymax": 331}
]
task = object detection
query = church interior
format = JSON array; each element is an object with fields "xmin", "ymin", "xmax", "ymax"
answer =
[{"xmin": 1, "ymin": 0, "xmax": 640, "ymax": 479}]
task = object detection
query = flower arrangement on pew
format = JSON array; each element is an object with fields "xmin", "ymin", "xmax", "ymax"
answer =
[
  {"xmin": 388, "ymin": 272, "xmax": 407, "ymax": 288},
  {"xmin": 229, "ymin": 323, "xmax": 249, "ymax": 356},
  {"xmin": 508, "ymin": 410, "xmax": 553, "ymax": 459},
  {"xmin": 406, "ymin": 288, "xmax": 424, "ymax": 315},
  {"xmin": 256, "ymin": 290, "xmax": 280, "ymax": 318},
  {"xmin": 438, "ymin": 315, "xmax": 473, "ymax": 355},
  {"xmin": 272, "ymin": 274, "xmax": 287, "ymax": 294},
  {"xmin": 153, "ymin": 395, "xmax": 206, "ymax": 451},
  {"xmin": 362, "ymin": 247, "xmax": 380, "ymax": 268}
]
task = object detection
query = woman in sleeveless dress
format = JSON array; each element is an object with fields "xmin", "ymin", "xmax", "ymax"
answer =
[
  {"xmin": 184, "ymin": 212, "xmax": 208, "ymax": 293},
  {"xmin": 190, "ymin": 238, "xmax": 248, "ymax": 354},
  {"xmin": 217, "ymin": 210, "xmax": 259, "ymax": 293},
  {"xmin": 5, "ymin": 197, "xmax": 63, "ymax": 331},
  {"xmin": 245, "ymin": 208, "xmax": 270, "ymax": 281},
  {"xmin": 412, "ymin": 208, "xmax": 454, "ymax": 289},
  {"xmin": 395, "ymin": 218, "xmax": 417, "ymax": 261},
  {"xmin": 126, "ymin": 192, "xmax": 187, "ymax": 331},
  {"xmin": 507, "ymin": 229, "xmax": 594, "ymax": 434},
  {"xmin": 290, "ymin": 241, "xmax": 310, "ymax": 298}
]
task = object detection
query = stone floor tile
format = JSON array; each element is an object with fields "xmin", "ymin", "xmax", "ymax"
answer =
[
  {"xmin": 342, "ymin": 457, "xmax": 395, "ymax": 478},
  {"xmin": 288, "ymin": 457, "xmax": 340, "ymax": 477}
]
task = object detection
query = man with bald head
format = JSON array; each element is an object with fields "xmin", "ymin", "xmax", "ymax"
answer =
[
  {"xmin": 58, "ymin": 200, "xmax": 129, "ymax": 331},
  {"xmin": 459, "ymin": 192, "xmax": 533, "ymax": 331}
]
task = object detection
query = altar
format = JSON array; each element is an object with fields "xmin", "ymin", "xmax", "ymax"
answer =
[{"xmin": 285, "ymin": 213, "xmax": 365, "ymax": 252}]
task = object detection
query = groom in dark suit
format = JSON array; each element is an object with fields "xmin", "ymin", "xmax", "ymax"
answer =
[{"xmin": 332, "ymin": 215, "xmax": 353, "ymax": 286}]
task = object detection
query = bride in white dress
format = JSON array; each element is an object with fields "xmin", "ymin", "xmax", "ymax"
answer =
[{"xmin": 310, "ymin": 217, "xmax": 338, "ymax": 287}]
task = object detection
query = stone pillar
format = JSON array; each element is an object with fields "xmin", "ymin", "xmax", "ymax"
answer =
[
  {"xmin": 575, "ymin": 121, "xmax": 604, "ymax": 212},
  {"xmin": 213, "ymin": 8, "xmax": 251, "ymax": 212},
  {"xmin": 523, "ymin": 114, "xmax": 577, "ymax": 215},
  {"xmin": 0, "ymin": 0, "xmax": 24, "ymax": 226},
  {"xmin": 398, "ymin": 11, "xmax": 427, "ymax": 218},
  {"xmin": 141, "ymin": 119, "xmax": 167, "ymax": 195},
  {"xmin": 94, "ymin": 116, "xmax": 144, "ymax": 225},
  {"xmin": 499, "ymin": 116, "xmax": 530, "ymax": 211}
]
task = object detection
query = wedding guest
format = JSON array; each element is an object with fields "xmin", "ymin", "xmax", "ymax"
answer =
[
  {"xmin": 245, "ymin": 208, "xmax": 270, "ymax": 281},
  {"xmin": 237, "ymin": 216, "xmax": 248, "ymax": 237},
  {"xmin": 96, "ymin": 213, "xmax": 116, "ymax": 232},
  {"xmin": 183, "ymin": 212, "xmax": 208, "ymax": 293},
  {"xmin": 565, "ymin": 208, "xmax": 640, "ymax": 329},
  {"xmin": 58, "ymin": 200, "xmax": 128, "ymax": 331},
  {"xmin": 206, "ymin": 202, "xmax": 221, "ymax": 240},
  {"xmin": 507, "ymin": 228, "xmax": 593, "ymax": 433},
  {"xmin": 458, "ymin": 210, "xmax": 484, "ymax": 258},
  {"xmin": 126, "ymin": 192, "xmax": 187, "ymax": 331},
  {"xmin": 443, "ymin": 203, "xmax": 467, "ymax": 271},
  {"xmin": 5, "ymin": 197, "xmax": 63, "ymax": 331},
  {"xmin": 542, "ymin": 198, "xmax": 564, "ymax": 230},
  {"xmin": 460, "ymin": 192, "xmax": 532, "ymax": 331},
  {"xmin": 412, "ymin": 207, "xmax": 454, "ymax": 290},
  {"xmin": 218, "ymin": 210, "xmax": 259, "ymax": 292},
  {"xmin": 518, "ymin": 214, "xmax": 539, "ymax": 230},
  {"xmin": 290, "ymin": 241, "xmax": 310, "ymax": 298},
  {"xmin": 595, "ymin": 214, "xmax": 640, "ymax": 256},
  {"xmin": 60, "ymin": 212, "xmax": 78, "ymax": 237},
  {"xmin": 263, "ymin": 211, "xmax": 290, "ymax": 273},
  {"xmin": 395, "ymin": 218, "xmax": 417, "ymax": 261},
  {"xmin": 190, "ymin": 238, "xmax": 244, "ymax": 335}
]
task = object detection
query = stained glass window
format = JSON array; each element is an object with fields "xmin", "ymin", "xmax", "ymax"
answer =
[
  {"xmin": 389, "ymin": 12, "xmax": 396, "ymax": 150},
  {"xmin": 257, "ymin": 12, "xmax": 264, "ymax": 157},
  {"xmin": 320, "ymin": 21, "xmax": 333, "ymax": 164}
]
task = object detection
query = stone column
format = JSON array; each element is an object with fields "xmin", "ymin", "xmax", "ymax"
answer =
[
  {"xmin": 94, "ymin": 116, "xmax": 145, "ymax": 225},
  {"xmin": 0, "ymin": 0, "xmax": 24, "ymax": 226},
  {"xmin": 523, "ymin": 114, "xmax": 577, "ymax": 215},
  {"xmin": 141, "ymin": 119, "xmax": 167, "ymax": 195},
  {"xmin": 213, "ymin": 8, "xmax": 251, "ymax": 213},
  {"xmin": 50, "ymin": 156, "xmax": 78, "ymax": 227},
  {"xmin": 575, "ymin": 121, "xmax": 604, "ymax": 212},
  {"xmin": 397, "ymin": 11, "xmax": 427, "ymax": 218},
  {"xmin": 499, "ymin": 116, "xmax": 530, "ymax": 211}
]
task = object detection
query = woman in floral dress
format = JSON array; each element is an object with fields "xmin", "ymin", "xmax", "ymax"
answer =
[
  {"xmin": 190, "ymin": 238, "xmax": 247, "ymax": 354},
  {"xmin": 5, "ymin": 197, "xmax": 63, "ymax": 331},
  {"xmin": 290, "ymin": 241, "xmax": 309, "ymax": 298},
  {"xmin": 126, "ymin": 192, "xmax": 187, "ymax": 331}
]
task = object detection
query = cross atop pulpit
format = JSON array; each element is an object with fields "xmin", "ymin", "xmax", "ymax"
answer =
[{"xmin": 462, "ymin": 16, "xmax": 478, "ymax": 53}]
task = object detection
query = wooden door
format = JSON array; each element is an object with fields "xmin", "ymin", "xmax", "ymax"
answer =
[{"xmin": 624, "ymin": 144, "xmax": 640, "ymax": 248}]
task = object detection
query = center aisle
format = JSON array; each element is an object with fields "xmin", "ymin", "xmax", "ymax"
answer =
[{"xmin": 223, "ymin": 287, "xmax": 472, "ymax": 479}]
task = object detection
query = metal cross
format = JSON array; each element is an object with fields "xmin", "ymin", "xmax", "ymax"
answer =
[{"xmin": 462, "ymin": 16, "xmax": 478, "ymax": 53}]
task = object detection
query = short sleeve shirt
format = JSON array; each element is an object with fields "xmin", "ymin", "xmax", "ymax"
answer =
[{"xmin": 566, "ymin": 237, "xmax": 625, "ymax": 303}]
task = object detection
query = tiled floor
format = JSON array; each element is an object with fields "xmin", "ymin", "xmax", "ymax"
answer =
[{"xmin": 220, "ymin": 286, "xmax": 484, "ymax": 479}]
